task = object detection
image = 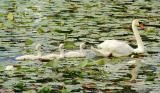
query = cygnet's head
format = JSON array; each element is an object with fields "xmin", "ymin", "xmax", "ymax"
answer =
[
  {"xmin": 80, "ymin": 43, "xmax": 86, "ymax": 48},
  {"xmin": 59, "ymin": 44, "xmax": 64, "ymax": 49},
  {"xmin": 35, "ymin": 43, "xmax": 42, "ymax": 50}
]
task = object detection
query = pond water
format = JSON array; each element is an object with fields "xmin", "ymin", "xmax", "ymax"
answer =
[{"xmin": 0, "ymin": 0, "xmax": 160, "ymax": 93}]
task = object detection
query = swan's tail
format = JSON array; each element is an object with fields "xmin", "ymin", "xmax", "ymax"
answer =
[{"xmin": 91, "ymin": 46, "xmax": 104, "ymax": 57}]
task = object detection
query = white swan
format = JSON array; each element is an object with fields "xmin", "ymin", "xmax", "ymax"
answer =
[
  {"xmin": 39, "ymin": 44, "xmax": 64, "ymax": 60},
  {"xmin": 16, "ymin": 44, "xmax": 42, "ymax": 60},
  {"xmin": 91, "ymin": 19, "xmax": 144, "ymax": 57},
  {"xmin": 64, "ymin": 43, "xmax": 86, "ymax": 58}
]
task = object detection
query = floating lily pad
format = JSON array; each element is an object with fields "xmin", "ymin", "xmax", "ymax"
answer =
[
  {"xmin": 25, "ymin": 39, "xmax": 33, "ymax": 45},
  {"xmin": 7, "ymin": 12, "xmax": 14, "ymax": 21}
]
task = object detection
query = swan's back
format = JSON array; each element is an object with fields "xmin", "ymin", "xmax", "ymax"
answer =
[
  {"xmin": 91, "ymin": 46, "xmax": 111, "ymax": 57},
  {"xmin": 98, "ymin": 40, "xmax": 134, "ymax": 57},
  {"xmin": 64, "ymin": 51, "xmax": 84, "ymax": 58},
  {"xmin": 16, "ymin": 54, "xmax": 38, "ymax": 60},
  {"xmin": 40, "ymin": 54, "xmax": 60, "ymax": 59}
]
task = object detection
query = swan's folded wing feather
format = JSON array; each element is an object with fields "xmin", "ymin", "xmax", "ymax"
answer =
[
  {"xmin": 91, "ymin": 46, "xmax": 110, "ymax": 57},
  {"xmin": 98, "ymin": 40, "xmax": 134, "ymax": 57},
  {"xmin": 41, "ymin": 54, "xmax": 59, "ymax": 59},
  {"xmin": 111, "ymin": 42, "xmax": 134, "ymax": 56},
  {"xmin": 16, "ymin": 55, "xmax": 37, "ymax": 60},
  {"xmin": 64, "ymin": 51, "xmax": 83, "ymax": 58},
  {"xmin": 98, "ymin": 40, "xmax": 121, "ymax": 49}
]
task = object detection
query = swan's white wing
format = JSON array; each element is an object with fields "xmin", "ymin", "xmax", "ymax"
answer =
[
  {"xmin": 64, "ymin": 51, "xmax": 84, "ymax": 58},
  {"xmin": 41, "ymin": 54, "xmax": 59, "ymax": 59},
  {"xmin": 98, "ymin": 40, "xmax": 121, "ymax": 49},
  {"xmin": 98, "ymin": 40, "xmax": 134, "ymax": 57},
  {"xmin": 91, "ymin": 46, "xmax": 111, "ymax": 57}
]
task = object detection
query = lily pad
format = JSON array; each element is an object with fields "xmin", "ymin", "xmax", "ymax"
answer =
[
  {"xmin": 25, "ymin": 39, "xmax": 33, "ymax": 45},
  {"xmin": 7, "ymin": 12, "xmax": 14, "ymax": 21}
]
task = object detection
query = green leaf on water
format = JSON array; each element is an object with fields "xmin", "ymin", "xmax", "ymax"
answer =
[
  {"xmin": 0, "ymin": 23, "xmax": 3, "ymax": 28},
  {"xmin": 0, "ymin": 65, "xmax": 5, "ymax": 71},
  {"xmin": 110, "ymin": 58, "xmax": 122, "ymax": 64},
  {"xmin": 95, "ymin": 59, "xmax": 105, "ymax": 65},
  {"xmin": 38, "ymin": 85, "xmax": 52, "ymax": 93},
  {"xmin": 0, "ymin": 13, "xmax": 4, "ymax": 17},
  {"xmin": 25, "ymin": 39, "xmax": 33, "ymax": 45},
  {"xmin": 61, "ymin": 88, "xmax": 71, "ymax": 93},
  {"xmin": 37, "ymin": 27, "xmax": 45, "ymax": 34},
  {"xmin": 64, "ymin": 41, "xmax": 76, "ymax": 49},
  {"xmin": 60, "ymin": 21, "xmax": 65, "ymax": 26},
  {"xmin": 144, "ymin": 27, "xmax": 156, "ymax": 34},
  {"xmin": 146, "ymin": 76, "xmax": 155, "ymax": 81},
  {"xmin": 7, "ymin": 12, "xmax": 14, "ymax": 21},
  {"xmin": 87, "ymin": 59, "xmax": 105, "ymax": 66},
  {"xmin": 0, "ymin": 79, "xmax": 4, "ymax": 83},
  {"xmin": 13, "ymin": 81, "xmax": 25, "ymax": 91},
  {"xmin": 54, "ymin": 28, "xmax": 62, "ymax": 33},
  {"xmin": 45, "ymin": 60, "xmax": 60, "ymax": 68},
  {"xmin": 79, "ymin": 60, "xmax": 88, "ymax": 68},
  {"xmin": 23, "ymin": 90, "xmax": 37, "ymax": 93}
]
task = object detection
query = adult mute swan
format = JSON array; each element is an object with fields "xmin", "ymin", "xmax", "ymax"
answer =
[
  {"xmin": 64, "ymin": 43, "xmax": 86, "ymax": 58},
  {"xmin": 91, "ymin": 19, "xmax": 144, "ymax": 57},
  {"xmin": 39, "ymin": 44, "xmax": 64, "ymax": 60},
  {"xmin": 16, "ymin": 44, "xmax": 42, "ymax": 60}
]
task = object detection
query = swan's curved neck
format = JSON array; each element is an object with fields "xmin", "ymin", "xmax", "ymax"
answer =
[
  {"xmin": 36, "ymin": 46, "xmax": 42, "ymax": 56},
  {"xmin": 59, "ymin": 47, "xmax": 64, "ymax": 57},
  {"xmin": 80, "ymin": 46, "xmax": 84, "ymax": 54},
  {"xmin": 37, "ymin": 50, "xmax": 41, "ymax": 56},
  {"xmin": 132, "ymin": 23, "xmax": 144, "ymax": 53}
]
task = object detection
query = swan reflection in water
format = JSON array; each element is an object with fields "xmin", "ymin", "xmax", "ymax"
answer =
[
  {"xmin": 104, "ymin": 59, "xmax": 142, "ymax": 83},
  {"xmin": 127, "ymin": 60, "xmax": 142, "ymax": 82}
]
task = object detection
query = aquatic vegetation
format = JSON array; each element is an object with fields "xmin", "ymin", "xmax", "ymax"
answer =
[
  {"xmin": 7, "ymin": 13, "xmax": 14, "ymax": 21},
  {"xmin": 13, "ymin": 81, "xmax": 25, "ymax": 92},
  {"xmin": 0, "ymin": 65, "xmax": 5, "ymax": 71},
  {"xmin": 25, "ymin": 39, "xmax": 33, "ymax": 45},
  {"xmin": 0, "ymin": 0, "xmax": 160, "ymax": 92},
  {"xmin": 37, "ymin": 85, "xmax": 52, "ymax": 93},
  {"xmin": 144, "ymin": 27, "xmax": 156, "ymax": 34}
]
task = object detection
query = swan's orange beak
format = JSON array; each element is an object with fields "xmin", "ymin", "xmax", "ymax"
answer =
[{"xmin": 139, "ymin": 22, "xmax": 144, "ymax": 29}]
